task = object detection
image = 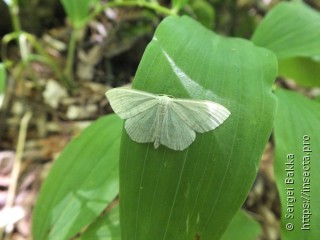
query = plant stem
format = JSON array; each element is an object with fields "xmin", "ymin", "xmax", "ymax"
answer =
[
  {"xmin": 6, "ymin": 111, "xmax": 32, "ymax": 207},
  {"xmin": 24, "ymin": 34, "xmax": 70, "ymax": 86},
  {"xmin": 64, "ymin": 28, "xmax": 80, "ymax": 84},
  {"xmin": 65, "ymin": 0, "xmax": 175, "ymax": 83},
  {"xmin": 7, "ymin": 0, "xmax": 22, "ymax": 32},
  {"xmin": 106, "ymin": 1, "xmax": 176, "ymax": 16},
  {"xmin": 1, "ymin": 111, "xmax": 32, "ymax": 239},
  {"xmin": 82, "ymin": 0, "xmax": 176, "ymax": 29},
  {"xmin": 5, "ymin": 0, "xmax": 70, "ymax": 86}
]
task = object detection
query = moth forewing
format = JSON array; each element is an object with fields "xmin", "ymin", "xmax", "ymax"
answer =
[
  {"xmin": 124, "ymin": 104, "xmax": 159, "ymax": 144},
  {"xmin": 171, "ymin": 99, "xmax": 230, "ymax": 133},
  {"xmin": 105, "ymin": 88, "xmax": 158, "ymax": 119}
]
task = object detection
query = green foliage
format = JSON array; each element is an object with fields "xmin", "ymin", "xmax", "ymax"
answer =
[
  {"xmin": 251, "ymin": 2, "xmax": 320, "ymax": 239},
  {"xmin": 221, "ymin": 210, "xmax": 261, "ymax": 240},
  {"xmin": 2, "ymin": 0, "xmax": 177, "ymax": 85},
  {"xmin": 278, "ymin": 57, "xmax": 320, "ymax": 87},
  {"xmin": 251, "ymin": 1, "xmax": 320, "ymax": 59},
  {"xmin": 0, "ymin": 63, "xmax": 5, "ymax": 94},
  {"xmin": 32, "ymin": 14, "xmax": 277, "ymax": 240},
  {"xmin": 274, "ymin": 89, "xmax": 320, "ymax": 239},
  {"xmin": 60, "ymin": 0, "xmax": 98, "ymax": 28},
  {"xmin": 31, "ymin": 2, "xmax": 320, "ymax": 240},
  {"xmin": 189, "ymin": 0, "xmax": 215, "ymax": 29},
  {"xmin": 79, "ymin": 205, "xmax": 121, "ymax": 240},
  {"xmin": 172, "ymin": 0, "xmax": 189, "ymax": 12},
  {"xmin": 78, "ymin": 207, "xmax": 261, "ymax": 240},
  {"xmin": 119, "ymin": 16, "xmax": 277, "ymax": 240},
  {"xmin": 32, "ymin": 115, "xmax": 122, "ymax": 240}
]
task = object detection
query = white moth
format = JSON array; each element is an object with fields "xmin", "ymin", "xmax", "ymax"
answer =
[{"xmin": 105, "ymin": 88, "xmax": 231, "ymax": 151}]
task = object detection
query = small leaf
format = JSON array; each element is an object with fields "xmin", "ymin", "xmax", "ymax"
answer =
[
  {"xmin": 189, "ymin": 0, "xmax": 215, "ymax": 29},
  {"xmin": 274, "ymin": 89, "xmax": 320, "ymax": 239},
  {"xmin": 252, "ymin": 2, "xmax": 320, "ymax": 59},
  {"xmin": 172, "ymin": 0, "xmax": 189, "ymax": 11},
  {"xmin": 32, "ymin": 114, "xmax": 122, "ymax": 240},
  {"xmin": 278, "ymin": 57, "xmax": 320, "ymax": 87},
  {"xmin": 60, "ymin": 0, "xmax": 96, "ymax": 28}
]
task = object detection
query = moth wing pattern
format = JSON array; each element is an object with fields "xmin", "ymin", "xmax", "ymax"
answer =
[
  {"xmin": 124, "ymin": 104, "xmax": 159, "ymax": 144},
  {"xmin": 171, "ymin": 99, "xmax": 231, "ymax": 133},
  {"xmin": 105, "ymin": 88, "xmax": 158, "ymax": 119},
  {"xmin": 160, "ymin": 104, "xmax": 196, "ymax": 150}
]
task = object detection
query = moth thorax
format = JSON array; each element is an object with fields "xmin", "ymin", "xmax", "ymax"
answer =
[{"xmin": 159, "ymin": 95, "xmax": 171, "ymax": 105}]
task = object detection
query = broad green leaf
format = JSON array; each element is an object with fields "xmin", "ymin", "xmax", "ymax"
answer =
[
  {"xmin": 60, "ymin": 0, "xmax": 96, "ymax": 28},
  {"xmin": 120, "ymin": 16, "xmax": 277, "ymax": 240},
  {"xmin": 79, "ymin": 205, "xmax": 120, "ymax": 240},
  {"xmin": 32, "ymin": 114, "xmax": 122, "ymax": 240},
  {"xmin": 79, "ymin": 208, "xmax": 259, "ymax": 240},
  {"xmin": 221, "ymin": 210, "xmax": 261, "ymax": 240},
  {"xmin": 274, "ymin": 89, "xmax": 320, "ymax": 239},
  {"xmin": 278, "ymin": 57, "xmax": 320, "ymax": 87},
  {"xmin": 251, "ymin": 2, "xmax": 320, "ymax": 59}
]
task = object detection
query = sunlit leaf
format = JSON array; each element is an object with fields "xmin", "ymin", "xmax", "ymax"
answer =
[
  {"xmin": 32, "ymin": 114, "xmax": 122, "ymax": 240},
  {"xmin": 252, "ymin": 2, "xmax": 320, "ymax": 59}
]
